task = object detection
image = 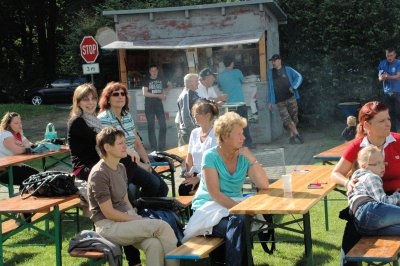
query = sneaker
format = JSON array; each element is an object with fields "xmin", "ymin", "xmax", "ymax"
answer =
[
  {"xmin": 289, "ymin": 136, "xmax": 296, "ymax": 144},
  {"xmin": 248, "ymin": 117, "xmax": 258, "ymax": 123},
  {"xmin": 296, "ymin": 134, "xmax": 304, "ymax": 144}
]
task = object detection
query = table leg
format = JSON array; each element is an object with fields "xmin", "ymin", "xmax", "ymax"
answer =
[
  {"xmin": 244, "ymin": 215, "xmax": 254, "ymax": 266},
  {"xmin": 42, "ymin": 158, "xmax": 46, "ymax": 171},
  {"xmin": 0, "ymin": 214, "xmax": 3, "ymax": 266},
  {"xmin": 324, "ymin": 195, "xmax": 329, "ymax": 231},
  {"xmin": 170, "ymin": 170, "xmax": 176, "ymax": 197},
  {"xmin": 7, "ymin": 167, "xmax": 14, "ymax": 198},
  {"xmin": 303, "ymin": 212, "xmax": 313, "ymax": 266},
  {"xmin": 54, "ymin": 205, "xmax": 62, "ymax": 266}
]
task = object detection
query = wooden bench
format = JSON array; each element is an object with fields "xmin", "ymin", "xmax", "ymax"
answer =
[
  {"xmin": 345, "ymin": 236, "xmax": 400, "ymax": 266},
  {"xmin": 70, "ymin": 249, "xmax": 106, "ymax": 266},
  {"xmin": 166, "ymin": 236, "xmax": 224, "ymax": 262},
  {"xmin": 2, "ymin": 197, "xmax": 81, "ymax": 236},
  {"xmin": 175, "ymin": 195, "xmax": 194, "ymax": 224}
]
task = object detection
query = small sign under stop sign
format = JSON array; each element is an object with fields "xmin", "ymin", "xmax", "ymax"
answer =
[{"xmin": 82, "ymin": 63, "xmax": 100, "ymax": 75}]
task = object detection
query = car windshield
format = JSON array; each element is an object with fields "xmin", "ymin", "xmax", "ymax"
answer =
[
  {"xmin": 72, "ymin": 78, "xmax": 86, "ymax": 86},
  {"xmin": 51, "ymin": 79, "xmax": 71, "ymax": 87}
]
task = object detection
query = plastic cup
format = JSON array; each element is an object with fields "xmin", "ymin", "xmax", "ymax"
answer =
[{"xmin": 282, "ymin": 174, "xmax": 292, "ymax": 196}]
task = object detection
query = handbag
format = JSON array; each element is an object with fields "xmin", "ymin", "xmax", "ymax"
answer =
[
  {"xmin": 44, "ymin": 123, "xmax": 58, "ymax": 140},
  {"xmin": 136, "ymin": 197, "xmax": 186, "ymax": 212},
  {"xmin": 31, "ymin": 142, "xmax": 61, "ymax": 153},
  {"xmin": 20, "ymin": 171, "xmax": 78, "ymax": 199}
]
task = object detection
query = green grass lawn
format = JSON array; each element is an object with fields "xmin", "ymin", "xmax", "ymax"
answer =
[
  {"xmin": 0, "ymin": 104, "xmax": 65, "ymax": 119},
  {"xmin": 0, "ymin": 104, "xmax": 349, "ymax": 265}
]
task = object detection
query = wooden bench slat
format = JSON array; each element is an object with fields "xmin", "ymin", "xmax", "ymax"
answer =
[
  {"xmin": 346, "ymin": 236, "xmax": 400, "ymax": 262},
  {"xmin": 2, "ymin": 198, "xmax": 81, "ymax": 235},
  {"xmin": 70, "ymin": 249, "xmax": 105, "ymax": 259},
  {"xmin": 166, "ymin": 236, "xmax": 224, "ymax": 260},
  {"xmin": 2, "ymin": 220, "xmax": 19, "ymax": 235},
  {"xmin": 175, "ymin": 196, "xmax": 194, "ymax": 208}
]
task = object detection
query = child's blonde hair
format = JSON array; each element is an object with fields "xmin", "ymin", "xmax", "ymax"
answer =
[
  {"xmin": 347, "ymin": 116, "xmax": 356, "ymax": 127},
  {"xmin": 357, "ymin": 146, "xmax": 381, "ymax": 166}
]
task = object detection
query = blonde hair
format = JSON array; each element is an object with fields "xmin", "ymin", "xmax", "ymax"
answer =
[
  {"xmin": 347, "ymin": 116, "xmax": 356, "ymax": 127},
  {"xmin": 214, "ymin": 112, "xmax": 247, "ymax": 143},
  {"xmin": 69, "ymin": 83, "xmax": 98, "ymax": 119},
  {"xmin": 0, "ymin": 112, "xmax": 21, "ymax": 134},
  {"xmin": 357, "ymin": 146, "xmax": 382, "ymax": 166}
]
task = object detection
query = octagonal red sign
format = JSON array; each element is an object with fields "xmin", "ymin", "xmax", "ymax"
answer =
[{"xmin": 80, "ymin": 36, "xmax": 99, "ymax": 63}]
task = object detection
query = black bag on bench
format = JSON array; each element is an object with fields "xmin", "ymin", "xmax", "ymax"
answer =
[
  {"xmin": 136, "ymin": 197, "xmax": 186, "ymax": 213},
  {"xmin": 20, "ymin": 171, "xmax": 78, "ymax": 199}
]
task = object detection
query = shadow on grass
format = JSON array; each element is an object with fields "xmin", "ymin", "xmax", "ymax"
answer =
[
  {"xmin": 3, "ymin": 251, "xmax": 36, "ymax": 265},
  {"xmin": 3, "ymin": 214, "xmax": 93, "ymax": 249}
]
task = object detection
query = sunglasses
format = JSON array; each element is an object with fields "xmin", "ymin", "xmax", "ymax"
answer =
[{"xmin": 111, "ymin": 91, "xmax": 126, "ymax": 97}]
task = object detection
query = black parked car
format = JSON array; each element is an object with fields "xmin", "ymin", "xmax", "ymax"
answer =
[{"xmin": 24, "ymin": 77, "xmax": 87, "ymax": 105}]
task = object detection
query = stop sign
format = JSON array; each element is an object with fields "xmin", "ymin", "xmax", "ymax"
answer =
[{"xmin": 80, "ymin": 36, "xmax": 99, "ymax": 63}]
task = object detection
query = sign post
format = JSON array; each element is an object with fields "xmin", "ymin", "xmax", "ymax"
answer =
[{"xmin": 80, "ymin": 36, "xmax": 99, "ymax": 84}]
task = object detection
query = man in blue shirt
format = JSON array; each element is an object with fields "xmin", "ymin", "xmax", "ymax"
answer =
[
  {"xmin": 378, "ymin": 47, "xmax": 400, "ymax": 132},
  {"xmin": 267, "ymin": 54, "xmax": 303, "ymax": 144},
  {"xmin": 218, "ymin": 56, "xmax": 253, "ymax": 147}
]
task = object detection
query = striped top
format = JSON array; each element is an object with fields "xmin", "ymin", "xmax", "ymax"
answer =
[{"xmin": 97, "ymin": 109, "xmax": 136, "ymax": 149}]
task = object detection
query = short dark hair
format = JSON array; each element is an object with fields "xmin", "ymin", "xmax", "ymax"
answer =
[
  {"xmin": 223, "ymin": 55, "xmax": 234, "ymax": 67},
  {"xmin": 96, "ymin": 126, "xmax": 125, "ymax": 157},
  {"xmin": 387, "ymin": 47, "xmax": 396, "ymax": 54},
  {"xmin": 149, "ymin": 64, "xmax": 158, "ymax": 70}
]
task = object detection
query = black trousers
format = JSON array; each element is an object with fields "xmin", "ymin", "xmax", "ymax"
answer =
[{"xmin": 120, "ymin": 155, "xmax": 169, "ymax": 198}]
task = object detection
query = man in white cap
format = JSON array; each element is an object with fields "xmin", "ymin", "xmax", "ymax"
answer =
[{"xmin": 197, "ymin": 68, "xmax": 227, "ymax": 103}]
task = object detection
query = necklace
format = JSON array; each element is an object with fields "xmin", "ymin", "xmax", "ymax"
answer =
[
  {"xmin": 367, "ymin": 137, "xmax": 386, "ymax": 150},
  {"xmin": 200, "ymin": 126, "xmax": 212, "ymax": 140}
]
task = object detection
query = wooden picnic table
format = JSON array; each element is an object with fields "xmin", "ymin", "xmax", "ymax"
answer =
[
  {"xmin": 153, "ymin": 145, "xmax": 188, "ymax": 197},
  {"xmin": 313, "ymin": 141, "xmax": 350, "ymax": 164},
  {"xmin": 0, "ymin": 194, "xmax": 79, "ymax": 266},
  {"xmin": 0, "ymin": 146, "xmax": 72, "ymax": 197},
  {"xmin": 230, "ymin": 165, "xmax": 336, "ymax": 266}
]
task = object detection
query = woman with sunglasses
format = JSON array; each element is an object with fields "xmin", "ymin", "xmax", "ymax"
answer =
[
  {"xmin": 68, "ymin": 83, "xmax": 142, "ymax": 266},
  {"xmin": 98, "ymin": 81, "xmax": 169, "ymax": 198},
  {"xmin": 0, "ymin": 112, "xmax": 38, "ymax": 186},
  {"xmin": 331, "ymin": 101, "xmax": 400, "ymax": 266}
]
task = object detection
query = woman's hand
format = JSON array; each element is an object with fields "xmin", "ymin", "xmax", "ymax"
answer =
[
  {"xmin": 127, "ymin": 149, "xmax": 140, "ymax": 163},
  {"xmin": 239, "ymin": 147, "xmax": 257, "ymax": 164},
  {"xmin": 182, "ymin": 176, "xmax": 200, "ymax": 192}
]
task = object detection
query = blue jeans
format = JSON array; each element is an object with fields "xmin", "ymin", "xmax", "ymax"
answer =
[
  {"xmin": 145, "ymin": 102, "xmax": 167, "ymax": 151},
  {"xmin": 383, "ymin": 93, "xmax": 400, "ymax": 132},
  {"xmin": 354, "ymin": 201, "xmax": 400, "ymax": 235},
  {"xmin": 234, "ymin": 105, "xmax": 253, "ymax": 147},
  {"xmin": 211, "ymin": 214, "xmax": 247, "ymax": 266}
]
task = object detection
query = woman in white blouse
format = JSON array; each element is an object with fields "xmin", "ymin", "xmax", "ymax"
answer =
[
  {"xmin": 0, "ymin": 112, "xmax": 38, "ymax": 186},
  {"xmin": 179, "ymin": 99, "xmax": 219, "ymax": 196}
]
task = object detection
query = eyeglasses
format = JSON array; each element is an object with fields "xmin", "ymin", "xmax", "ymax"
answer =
[{"xmin": 111, "ymin": 91, "xmax": 126, "ymax": 97}]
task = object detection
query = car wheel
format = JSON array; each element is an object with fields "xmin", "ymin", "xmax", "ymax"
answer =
[{"xmin": 31, "ymin": 95, "xmax": 43, "ymax": 105}]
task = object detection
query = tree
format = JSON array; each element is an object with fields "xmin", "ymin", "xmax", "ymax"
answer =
[{"xmin": 277, "ymin": 0, "xmax": 400, "ymax": 124}]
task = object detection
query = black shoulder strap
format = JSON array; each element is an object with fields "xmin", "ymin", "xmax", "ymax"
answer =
[{"xmin": 257, "ymin": 214, "xmax": 276, "ymax": 255}]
